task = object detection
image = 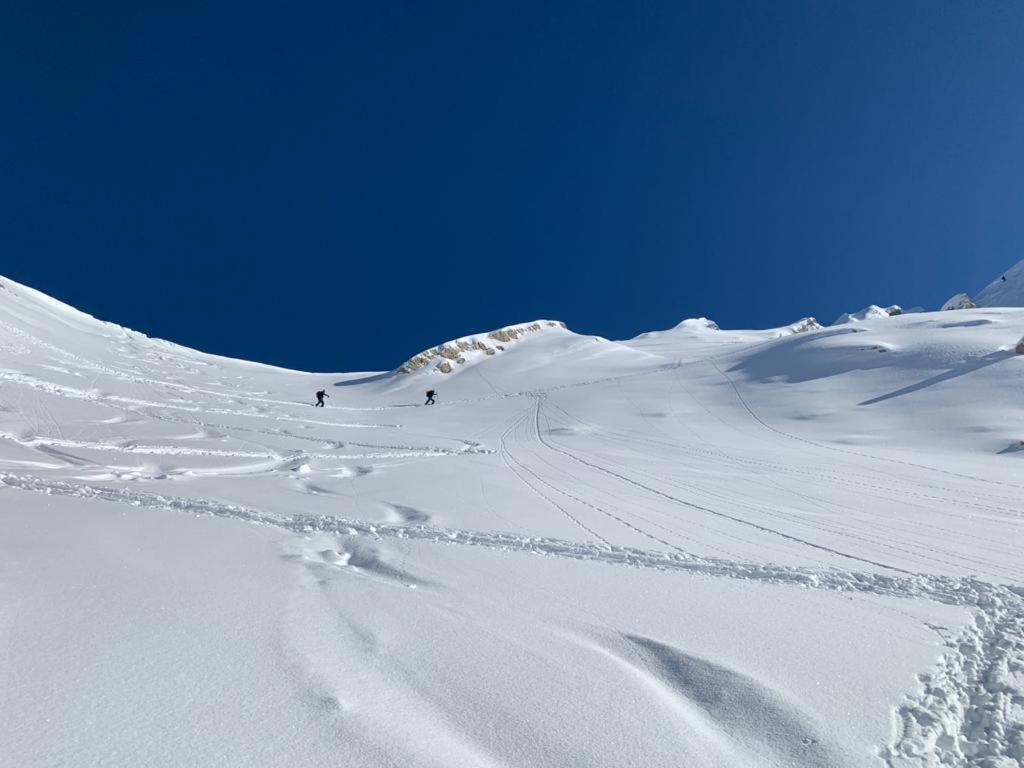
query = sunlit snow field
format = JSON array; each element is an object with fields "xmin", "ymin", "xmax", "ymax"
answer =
[{"xmin": 2, "ymin": 275, "xmax": 1023, "ymax": 767}]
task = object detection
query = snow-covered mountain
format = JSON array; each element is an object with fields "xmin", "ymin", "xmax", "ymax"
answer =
[
  {"xmin": 942, "ymin": 293, "xmax": 976, "ymax": 311},
  {"xmin": 940, "ymin": 257, "xmax": 1024, "ymax": 310},
  {"xmin": 832, "ymin": 304, "xmax": 903, "ymax": 325},
  {"xmin": 2, "ymin": 274, "xmax": 1024, "ymax": 768},
  {"xmin": 975, "ymin": 257, "xmax": 1024, "ymax": 307}
]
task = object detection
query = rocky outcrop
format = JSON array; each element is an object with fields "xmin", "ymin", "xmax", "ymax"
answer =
[
  {"xmin": 941, "ymin": 293, "xmax": 976, "ymax": 311},
  {"xmin": 783, "ymin": 317, "xmax": 823, "ymax": 335},
  {"xmin": 674, "ymin": 318, "xmax": 720, "ymax": 331},
  {"xmin": 1016, "ymin": 337, "xmax": 1024, "ymax": 355},
  {"xmin": 397, "ymin": 321, "xmax": 567, "ymax": 374},
  {"xmin": 832, "ymin": 305, "xmax": 901, "ymax": 325}
]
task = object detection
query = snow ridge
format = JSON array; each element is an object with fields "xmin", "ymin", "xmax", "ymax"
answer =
[
  {"xmin": 976, "ymin": 258, "xmax": 1024, "ymax": 308},
  {"xmin": 833, "ymin": 305, "xmax": 903, "ymax": 325},
  {"xmin": 396, "ymin": 320, "xmax": 568, "ymax": 374}
]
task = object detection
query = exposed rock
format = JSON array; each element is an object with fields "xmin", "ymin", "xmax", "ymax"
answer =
[
  {"xmin": 784, "ymin": 317, "xmax": 823, "ymax": 335},
  {"xmin": 491, "ymin": 323, "xmax": 544, "ymax": 342},
  {"xmin": 1016, "ymin": 337, "xmax": 1024, "ymax": 355},
  {"xmin": 941, "ymin": 293, "xmax": 976, "ymax": 311},
  {"xmin": 397, "ymin": 320, "xmax": 568, "ymax": 374},
  {"xmin": 673, "ymin": 318, "xmax": 720, "ymax": 331},
  {"xmin": 832, "ymin": 305, "xmax": 898, "ymax": 325}
]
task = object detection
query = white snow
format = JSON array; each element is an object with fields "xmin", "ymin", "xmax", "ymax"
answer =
[
  {"xmin": 833, "ymin": 305, "xmax": 902, "ymax": 325},
  {"xmin": 976, "ymin": 257, "xmax": 1024, "ymax": 308},
  {"xmin": 942, "ymin": 293, "xmax": 976, "ymax": 311},
  {"xmin": 2, "ymin": 274, "xmax": 1024, "ymax": 767}
]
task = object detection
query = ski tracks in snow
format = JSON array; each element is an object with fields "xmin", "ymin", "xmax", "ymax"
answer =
[
  {"xmin": 706, "ymin": 357, "xmax": 1024, "ymax": 494},
  {"xmin": 2, "ymin": 469, "xmax": 1024, "ymax": 765},
  {"xmin": 881, "ymin": 595, "xmax": 1024, "ymax": 767},
  {"xmin": 531, "ymin": 395, "xmax": 915, "ymax": 575}
]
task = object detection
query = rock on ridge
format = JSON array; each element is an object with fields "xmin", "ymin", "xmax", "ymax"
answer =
[
  {"xmin": 941, "ymin": 293, "xmax": 976, "ymax": 311},
  {"xmin": 781, "ymin": 317, "xmax": 823, "ymax": 335},
  {"xmin": 397, "ymin": 320, "xmax": 568, "ymax": 374},
  {"xmin": 674, "ymin": 317, "xmax": 720, "ymax": 331},
  {"xmin": 832, "ymin": 305, "xmax": 902, "ymax": 326}
]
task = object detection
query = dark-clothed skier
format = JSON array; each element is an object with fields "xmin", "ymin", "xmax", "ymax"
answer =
[
  {"xmin": 315, "ymin": 390, "xmax": 329, "ymax": 407},
  {"xmin": 425, "ymin": 389, "xmax": 436, "ymax": 405}
]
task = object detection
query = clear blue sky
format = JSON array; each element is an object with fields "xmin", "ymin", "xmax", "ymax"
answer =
[{"xmin": 2, "ymin": 2, "xmax": 1022, "ymax": 372}]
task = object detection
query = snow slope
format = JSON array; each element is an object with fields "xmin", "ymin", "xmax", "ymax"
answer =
[
  {"xmin": 2, "ymin": 275, "xmax": 1024, "ymax": 767},
  {"xmin": 976, "ymin": 257, "xmax": 1024, "ymax": 308}
]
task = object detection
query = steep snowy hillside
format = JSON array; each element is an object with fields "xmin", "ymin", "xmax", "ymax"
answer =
[
  {"xmin": 2, "ymin": 274, "xmax": 1024, "ymax": 768},
  {"xmin": 976, "ymin": 257, "xmax": 1024, "ymax": 307}
]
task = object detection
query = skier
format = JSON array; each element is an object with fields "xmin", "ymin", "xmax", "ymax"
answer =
[
  {"xmin": 315, "ymin": 389, "xmax": 329, "ymax": 407},
  {"xmin": 425, "ymin": 389, "xmax": 436, "ymax": 406}
]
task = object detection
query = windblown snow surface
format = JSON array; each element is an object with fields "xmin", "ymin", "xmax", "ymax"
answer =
[
  {"xmin": 2, "ymin": 275, "xmax": 1024, "ymax": 768},
  {"xmin": 976, "ymin": 258, "xmax": 1024, "ymax": 309}
]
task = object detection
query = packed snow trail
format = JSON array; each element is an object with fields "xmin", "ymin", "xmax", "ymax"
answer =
[{"xmin": 2, "ymin": 275, "xmax": 1024, "ymax": 766}]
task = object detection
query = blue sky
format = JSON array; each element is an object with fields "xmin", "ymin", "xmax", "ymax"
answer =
[{"xmin": 2, "ymin": 2, "xmax": 1022, "ymax": 372}]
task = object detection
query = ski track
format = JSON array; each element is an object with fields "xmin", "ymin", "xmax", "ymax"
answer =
[
  {"xmin": 0, "ymin": 430, "xmax": 489, "ymax": 465},
  {"xmin": 543, "ymin": 385, "xmax": 1024, "ymax": 520},
  {"xmin": 537, "ymin": 398, "xmax": 1024, "ymax": 582},
  {"xmin": 2, "ymin": 470, "xmax": 1023, "ymax": 766},
  {"xmin": 0, "ymin": 370, "xmax": 403, "ymax": 428},
  {"xmin": 529, "ymin": 396, "xmax": 916, "ymax": 575},
  {"xmin": 705, "ymin": 358, "xmax": 1024, "ymax": 493},
  {"xmin": 497, "ymin": 408, "xmax": 614, "ymax": 546}
]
